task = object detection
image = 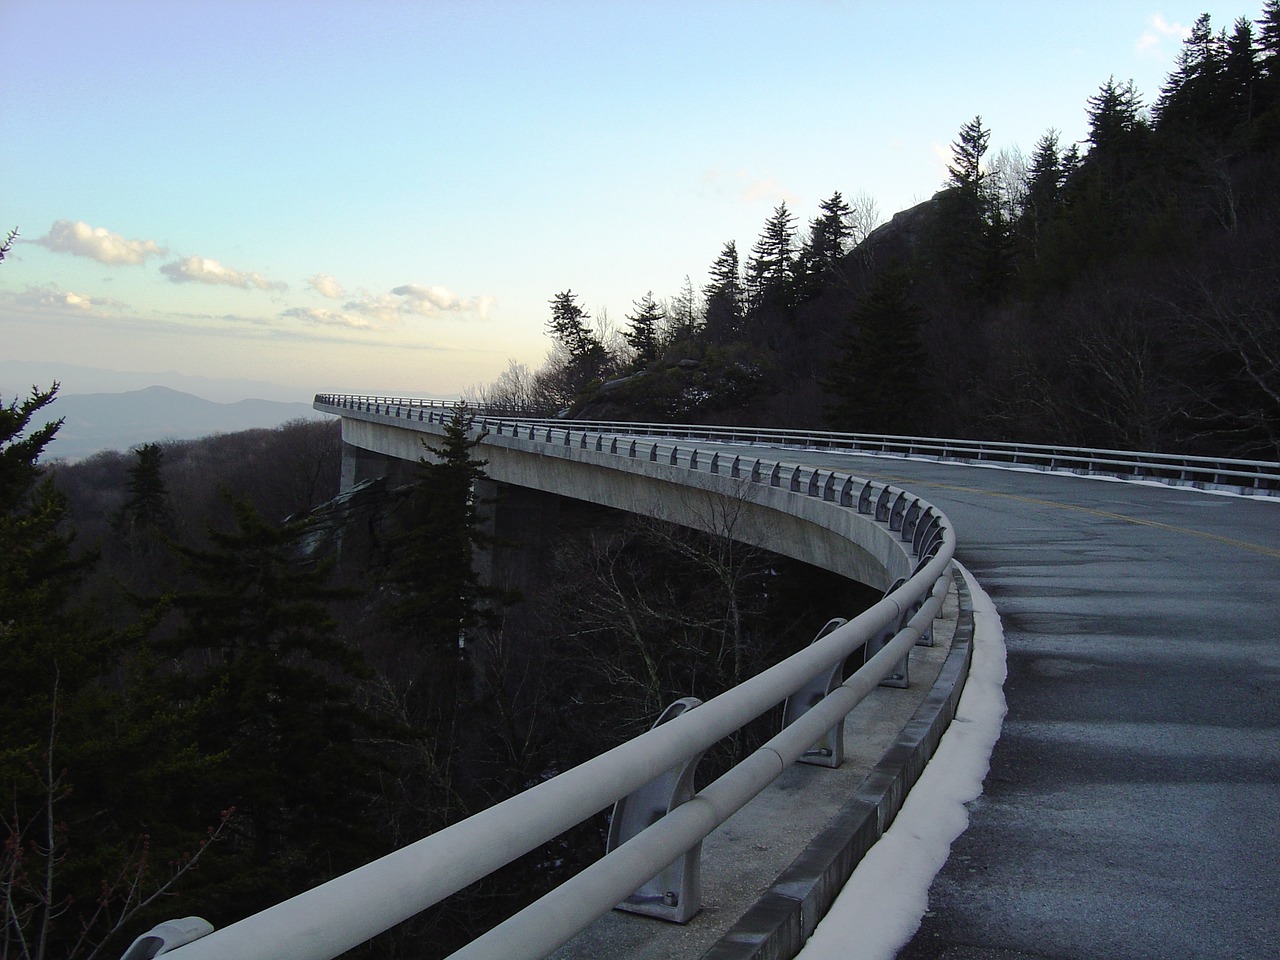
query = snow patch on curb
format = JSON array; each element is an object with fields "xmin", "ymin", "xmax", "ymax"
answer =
[{"xmin": 794, "ymin": 563, "xmax": 1008, "ymax": 960}]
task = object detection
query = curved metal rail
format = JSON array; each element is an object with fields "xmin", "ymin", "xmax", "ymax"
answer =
[
  {"xmin": 317, "ymin": 394, "xmax": 1280, "ymax": 497},
  {"xmin": 154, "ymin": 398, "xmax": 957, "ymax": 960}
]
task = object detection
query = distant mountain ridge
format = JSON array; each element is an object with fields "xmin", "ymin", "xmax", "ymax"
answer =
[
  {"xmin": 38, "ymin": 385, "xmax": 327, "ymax": 461},
  {"xmin": 0, "ymin": 359, "xmax": 311, "ymax": 404}
]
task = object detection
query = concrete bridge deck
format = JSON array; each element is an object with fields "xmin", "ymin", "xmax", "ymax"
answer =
[
  {"xmin": 319, "ymin": 400, "xmax": 1277, "ymax": 960},
  {"xmin": 783, "ymin": 450, "xmax": 1280, "ymax": 960}
]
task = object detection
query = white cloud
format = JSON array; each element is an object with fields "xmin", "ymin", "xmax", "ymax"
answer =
[
  {"xmin": 0, "ymin": 285, "xmax": 130, "ymax": 321},
  {"xmin": 342, "ymin": 284, "xmax": 494, "ymax": 322},
  {"xmin": 280, "ymin": 306, "xmax": 377, "ymax": 329},
  {"xmin": 160, "ymin": 255, "xmax": 288, "ymax": 292},
  {"xmin": 307, "ymin": 272, "xmax": 346, "ymax": 299},
  {"xmin": 34, "ymin": 219, "xmax": 165, "ymax": 265},
  {"xmin": 1137, "ymin": 14, "xmax": 1189, "ymax": 55},
  {"xmin": 740, "ymin": 176, "xmax": 802, "ymax": 206},
  {"xmin": 391, "ymin": 283, "xmax": 467, "ymax": 312}
]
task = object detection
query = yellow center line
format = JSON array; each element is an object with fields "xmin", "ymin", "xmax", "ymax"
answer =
[{"xmin": 816, "ymin": 465, "xmax": 1280, "ymax": 560}]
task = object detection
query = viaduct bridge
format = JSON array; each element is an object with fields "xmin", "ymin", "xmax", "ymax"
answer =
[{"xmin": 134, "ymin": 397, "xmax": 1280, "ymax": 960}]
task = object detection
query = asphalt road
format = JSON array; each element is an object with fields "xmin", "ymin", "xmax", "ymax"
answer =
[{"xmin": 783, "ymin": 454, "xmax": 1280, "ymax": 960}]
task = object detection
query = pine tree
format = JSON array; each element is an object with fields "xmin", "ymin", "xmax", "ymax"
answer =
[
  {"xmin": 744, "ymin": 202, "xmax": 799, "ymax": 322},
  {"xmin": 928, "ymin": 115, "xmax": 1004, "ymax": 302},
  {"xmin": 948, "ymin": 115, "xmax": 990, "ymax": 194},
  {"xmin": 1223, "ymin": 17, "xmax": 1261, "ymax": 130},
  {"xmin": 378, "ymin": 405, "xmax": 508, "ymax": 833},
  {"xmin": 1084, "ymin": 76, "xmax": 1150, "ymax": 190},
  {"xmin": 623, "ymin": 291, "xmax": 664, "ymax": 367},
  {"xmin": 667, "ymin": 275, "xmax": 702, "ymax": 345},
  {"xmin": 382, "ymin": 404, "xmax": 497, "ymax": 665},
  {"xmin": 703, "ymin": 241, "xmax": 744, "ymax": 343},
  {"xmin": 1, "ymin": 385, "xmax": 204, "ymax": 958},
  {"xmin": 114, "ymin": 442, "xmax": 174, "ymax": 544},
  {"xmin": 164, "ymin": 495, "xmax": 380, "ymax": 912},
  {"xmin": 1020, "ymin": 129, "xmax": 1064, "ymax": 262},
  {"xmin": 1254, "ymin": 1, "xmax": 1280, "ymax": 145},
  {"xmin": 822, "ymin": 270, "xmax": 928, "ymax": 434},
  {"xmin": 546, "ymin": 290, "xmax": 609, "ymax": 396},
  {"xmin": 798, "ymin": 192, "xmax": 854, "ymax": 299}
]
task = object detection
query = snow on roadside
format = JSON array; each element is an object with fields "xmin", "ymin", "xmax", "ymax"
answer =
[{"xmin": 794, "ymin": 562, "xmax": 1008, "ymax": 960}]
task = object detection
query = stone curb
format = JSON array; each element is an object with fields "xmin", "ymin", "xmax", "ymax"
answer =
[{"xmin": 700, "ymin": 567, "xmax": 976, "ymax": 960}]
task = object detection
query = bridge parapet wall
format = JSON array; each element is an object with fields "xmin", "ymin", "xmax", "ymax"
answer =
[{"xmin": 337, "ymin": 405, "xmax": 920, "ymax": 589}]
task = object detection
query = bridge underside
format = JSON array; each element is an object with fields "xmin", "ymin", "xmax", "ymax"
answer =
[{"xmin": 339, "ymin": 418, "xmax": 908, "ymax": 591}]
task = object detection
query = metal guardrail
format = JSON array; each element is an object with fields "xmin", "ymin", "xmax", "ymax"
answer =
[
  {"xmin": 146, "ymin": 397, "xmax": 957, "ymax": 960},
  {"xmin": 314, "ymin": 394, "xmax": 1280, "ymax": 497}
]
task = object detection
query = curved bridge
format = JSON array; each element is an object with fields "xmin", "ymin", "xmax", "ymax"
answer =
[{"xmin": 146, "ymin": 397, "xmax": 1280, "ymax": 960}]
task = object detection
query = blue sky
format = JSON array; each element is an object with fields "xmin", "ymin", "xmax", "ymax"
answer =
[{"xmin": 1, "ymin": 1, "xmax": 1264, "ymax": 401}]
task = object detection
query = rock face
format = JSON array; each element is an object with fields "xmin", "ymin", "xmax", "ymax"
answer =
[
  {"xmin": 292, "ymin": 475, "xmax": 403, "ymax": 574},
  {"xmin": 860, "ymin": 195, "xmax": 937, "ymax": 262}
]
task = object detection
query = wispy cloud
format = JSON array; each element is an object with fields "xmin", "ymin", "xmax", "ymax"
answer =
[
  {"xmin": 34, "ymin": 219, "xmax": 166, "ymax": 265},
  {"xmin": 306, "ymin": 272, "xmax": 346, "ymax": 299},
  {"xmin": 4, "ymin": 285, "xmax": 127, "ymax": 313},
  {"xmin": 698, "ymin": 169, "xmax": 804, "ymax": 208},
  {"xmin": 342, "ymin": 284, "xmax": 494, "ymax": 323},
  {"xmin": 160, "ymin": 255, "xmax": 288, "ymax": 292},
  {"xmin": 1137, "ymin": 14, "xmax": 1190, "ymax": 56},
  {"xmin": 280, "ymin": 306, "xmax": 378, "ymax": 329}
]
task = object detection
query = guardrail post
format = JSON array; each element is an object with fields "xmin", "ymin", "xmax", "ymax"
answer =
[
  {"xmin": 791, "ymin": 466, "xmax": 803, "ymax": 492},
  {"xmin": 610, "ymin": 437, "xmax": 619, "ymax": 455},
  {"xmin": 889, "ymin": 492, "xmax": 908, "ymax": 531},
  {"xmin": 875, "ymin": 487, "xmax": 892, "ymax": 522},
  {"xmin": 670, "ymin": 445, "xmax": 680, "ymax": 466},
  {"xmin": 769, "ymin": 463, "xmax": 782, "ymax": 487},
  {"xmin": 709, "ymin": 452, "xmax": 719, "ymax": 474},
  {"xmin": 901, "ymin": 499, "xmax": 921, "ymax": 542},
  {"xmin": 781, "ymin": 619, "xmax": 851, "ymax": 768},
  {"xmin": 867, "ymin": 580, "xmax": 910, "ymax": 688},
  {"xmin": 607, "ymin": 698, "xmax": 706, "ymax": 924},
  {"xmin": 858, "ymin": 481, "xmax": 874, "ymax": 514}
]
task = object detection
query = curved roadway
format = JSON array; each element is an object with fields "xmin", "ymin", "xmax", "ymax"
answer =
[{"xmin": 758, "ymin": 450, "xmax": 1280, "ymax": 960}]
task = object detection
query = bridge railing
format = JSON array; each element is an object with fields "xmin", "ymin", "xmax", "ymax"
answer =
[
  {"xmin": 314, "ymin": 394, "xmax": 1280, "ymax": 496},
  {"xmin": 147, "ymin": 399, "xmax": 960, "ymax": 960}
]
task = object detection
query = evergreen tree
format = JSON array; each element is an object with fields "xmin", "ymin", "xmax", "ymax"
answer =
[
  {"xmin": 546, "ymin": 290, "xmax": 609, "ymax": 396},
  {"xmin": 948, "ymin": 115, "xmax": 991, "ymax": 193},
  {"xmin": 1155, "ymin": 14, "xmax": 1225, "ymax": 137},
  {"xmin": 1, "ymin": 386, "xmax": 208, "ymax": 958},
  {"xmin": 164, "ymin": 495, "xmax": 380, "ymax": 915},
  {"xmin": 744, "ymin": 202, "xmax": 799, "ymax": 322},
  {"xmin": 1223, "ymin": 17, "xmax": 1261, "ymax": 130},
  {"xmin": 382, "ymin": 404, "xmax": 498, "ymax": 688},
  {"xmin": 1254, "ymin": 0, "xmax": 1280, "ymax": 145},
  {"xmin": 928, "ymin": 115, "xmax": 1004, "ymax": 302},
  {"xmin": 666, "ymin": 275, "xmax": 702, "ymax": 344},
  {"xmin": 703, "ymin": 241, "xmax": 744, "ymax": 343},
  {"xmin": 623, "ymin": 291, "xmax": 664, "ymax": 367},
  {"xmin": 1019, "ymin": 129, "xmax": 1064, "ymax": 263},
  {"xmin": 1083, "ymin": 76, "xmax": 1150, "ymax": 190},
  {"xmin": 379, "ymin": 405, "xmax": 506, "ymax": 832},
  {"xmin": 114, "ymin": 442, "xmax": 174, "ymax": 542},
  {"xmin": 798, "ymin": 192, "xmax": 854, "ymax": 299},
  {"xmin": 821, "ymin": 270, "xmax": 928, "ymax": 434}
]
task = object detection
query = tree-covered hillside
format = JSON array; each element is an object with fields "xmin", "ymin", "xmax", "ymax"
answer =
[{"xmin": 476, "ymin": 5, "xmax": 1279, "ymax": 461}]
